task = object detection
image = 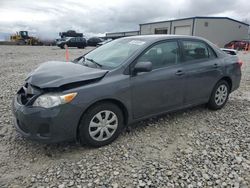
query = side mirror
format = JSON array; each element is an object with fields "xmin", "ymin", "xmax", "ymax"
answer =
[{"xmin": 133, "ymin": 61, "xmax": 152, "ymax": 74}]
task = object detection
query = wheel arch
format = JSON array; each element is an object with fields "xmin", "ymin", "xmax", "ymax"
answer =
[
  {"xmin": 219, "ymin": 76, "xmax": 232, "ymax": 92},
  {"xmin": 76, "ymin": 98, "xmax": 129, "ymax": 141}
]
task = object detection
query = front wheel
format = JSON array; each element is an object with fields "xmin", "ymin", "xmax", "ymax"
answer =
[
  {"xmin": 208, "ymin": 80, "xmax": 230, "ymax": 110},
  {"xmin": 78, "ymin": 103, "xmax": 124, "ymax": 147}
]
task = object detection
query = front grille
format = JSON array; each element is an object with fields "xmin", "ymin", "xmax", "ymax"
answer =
[
  {"xmin": 20, "ymin": 92, "xmax": 35, "ymax": 105},
  {"xmin": 17, "ymin": 83, "xmax": 41, "ymax": 105}
]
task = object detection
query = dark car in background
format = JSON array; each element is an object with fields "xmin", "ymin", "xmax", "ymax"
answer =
[
  {"xmin": 87, "ymin": 37, "xmax": 103, "ymax": 46},
  {"xmin": 224, "ymin": 40, "xmax": 250, "ymax": 50},
  {"xmin": 97, "ymin": 39, "xmax": 112, "ymax": 47},
  {"xmin": 57, "ymin": 37, "xmax": 87, "ymax": 49},
  {"xmin": 12, "ymin": 35, "xmax": 242, "ymax": 147}
]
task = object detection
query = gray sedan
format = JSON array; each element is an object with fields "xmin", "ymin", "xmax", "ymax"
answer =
[{"xmin": 12, "ymin": 35, "xmax": 242, "ymax": 147}]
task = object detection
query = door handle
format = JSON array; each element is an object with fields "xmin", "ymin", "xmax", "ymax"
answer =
[{"xmin": 175, "ymin": 70, "xmax": 185, "ymax": 76}]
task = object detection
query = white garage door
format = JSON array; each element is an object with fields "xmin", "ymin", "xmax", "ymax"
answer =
[{"xmin": 174, "ymin": 26, "xmax": 191, "ymax": 35}]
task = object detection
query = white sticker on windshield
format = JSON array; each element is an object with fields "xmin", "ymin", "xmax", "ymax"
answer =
[{"xmin": 129, "ymin": 40, "xmax": 145, "ymax": 45}]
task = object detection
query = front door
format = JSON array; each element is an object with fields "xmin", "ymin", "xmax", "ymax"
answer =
[{"xmin": 131, "ymin": 40, "xmax": 185, "ymax": 119}]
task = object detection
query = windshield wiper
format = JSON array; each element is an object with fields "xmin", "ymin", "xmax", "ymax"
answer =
[
  {"xmin": 73, "ymin": 55, "xmax": 85, "ymax": 63},
  {"xmin": 73, "ymin": 56, "xmax": 91, "ymax": 68},
  {"xmin": 86, "ymin": 58, "xmax": 102, "ymax": 68}
]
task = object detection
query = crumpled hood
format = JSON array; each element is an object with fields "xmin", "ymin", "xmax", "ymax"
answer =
[{"xmin": 25, "ymin": 61, "xmax": 108, "ymax": 88}]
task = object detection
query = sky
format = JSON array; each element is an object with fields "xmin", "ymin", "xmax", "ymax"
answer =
[{"xmin": 0, "ymin": 0, "xmax": 249, "ymax": 40}]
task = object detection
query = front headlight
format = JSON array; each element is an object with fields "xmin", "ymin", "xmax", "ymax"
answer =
[{"xmin": 33, "ymin": 92, "xmax": 77, "ymax": 108}]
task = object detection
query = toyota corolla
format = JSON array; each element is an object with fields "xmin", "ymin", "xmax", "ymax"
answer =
[{"xmin": 12, "ymin": 35, "xmax": 242, "ymax": 147}]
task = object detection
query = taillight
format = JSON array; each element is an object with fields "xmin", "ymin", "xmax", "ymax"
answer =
[{"xmin": 238, "ymin": 60, "xmax": 243, "ymax": 67}]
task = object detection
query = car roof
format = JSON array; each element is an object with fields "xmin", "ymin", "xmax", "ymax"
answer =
[
  {"xmin": 123, "ymin": 34, "xmax": 226, "ymax": 58},
  {"xmin": 123, "ymin": 34, "xmax": 209, "ymax": 42}
]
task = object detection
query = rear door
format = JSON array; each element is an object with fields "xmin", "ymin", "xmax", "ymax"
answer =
[
  {"xmin": 131, "ymin": 40, "xmax": 185, "ymax": 119},
  {"xmin": 180, "ymin": 40, "xmax": 222, "ymax": 104}
]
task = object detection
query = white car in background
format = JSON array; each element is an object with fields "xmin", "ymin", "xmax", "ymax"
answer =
[{"xmin": 220, "ymin": 48, "xmax": 238, "ymax": 56}]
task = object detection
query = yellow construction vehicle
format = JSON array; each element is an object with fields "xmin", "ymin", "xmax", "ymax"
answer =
[{"xmin": 10, "ymin": 31, "xmax": 42, "ymax": 45}]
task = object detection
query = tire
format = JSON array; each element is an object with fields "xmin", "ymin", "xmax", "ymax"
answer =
[
  {"xmin": 60, "ymin": 46, "xmax": 64, "ymax": 49},
  {"xmin": 208, "ymin": 80, "xmax": 230, "ymax": 110},
  {"xmin": 79, "ymin": 102, "xmax": 124, "ymax": 147}
]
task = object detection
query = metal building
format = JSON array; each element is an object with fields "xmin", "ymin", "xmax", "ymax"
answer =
[
  {"xmin": 140, "ymin": 16, "xmax": 249, "ymax": 47},
  {"xmin": 106, "ymin": 30, "xmax": 139, "ymax": 39}
]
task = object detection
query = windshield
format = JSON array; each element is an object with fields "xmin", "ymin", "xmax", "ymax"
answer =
[{"xmin": 84, "ymin": 38, "xmax": 147, "ymax": 69}]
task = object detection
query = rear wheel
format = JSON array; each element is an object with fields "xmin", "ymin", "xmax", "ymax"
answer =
[
  {"xmin": 79, "ymin": 102, "xmax": 124, "ymax": 147},
  {"xmin": 208, "ymin": 80, "xmax": 230, "ymax": 110}
]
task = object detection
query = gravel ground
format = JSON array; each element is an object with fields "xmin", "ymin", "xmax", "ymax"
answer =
[{"xmin": 0, "ymin": 45, "xmax": 249, "ymax": 188}]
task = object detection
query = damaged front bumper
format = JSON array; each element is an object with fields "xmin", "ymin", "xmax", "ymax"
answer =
[{"xmin": 11, "ymin": 83, "xmax": 82, "ymax": 143}]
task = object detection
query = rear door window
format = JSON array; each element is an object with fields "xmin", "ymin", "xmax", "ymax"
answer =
[{"xmin": 182, "ymin": 40, "xmax": 210, "ymax": 61}]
